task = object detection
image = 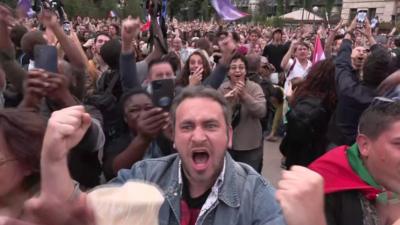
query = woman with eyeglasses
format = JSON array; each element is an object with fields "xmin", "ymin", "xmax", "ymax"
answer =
[
  {"xmin": 218, "ymin": 53, "xmax": 266, "ymax": 173},
  {"xmin": 0, "ymin": 109, "xmax": 46, "ymax": 219}
]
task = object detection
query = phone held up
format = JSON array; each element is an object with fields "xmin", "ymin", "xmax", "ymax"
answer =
[
  {"xmin": 34, "ymin": 45, "xmax": 58, "ymax": 73},
  {"xmin": 356, "ymin": 10, "xmax": 368, "ymax": 28},
  {"xmin": 151, "ymin": 79, "xmax": 175, "ymax": 111}
]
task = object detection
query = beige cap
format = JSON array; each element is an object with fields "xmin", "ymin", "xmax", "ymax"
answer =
[{"xmin": 87, "ymin": 181, "xmax": 165, "ymax": 225}]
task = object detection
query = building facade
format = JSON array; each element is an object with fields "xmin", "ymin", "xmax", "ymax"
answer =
[{"xmin": 341, "ymin": 0, "xmax": 400, "ymax": 22}]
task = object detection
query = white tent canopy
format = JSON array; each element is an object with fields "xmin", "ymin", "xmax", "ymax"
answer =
[{"xmin": 281, "ymin": 8, "xmax": 323, "ymax": 21}]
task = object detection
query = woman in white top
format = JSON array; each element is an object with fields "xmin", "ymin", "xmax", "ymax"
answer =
[{"xmin": 280, "ymin": 40, "xmax": 312, "ymax": 93}]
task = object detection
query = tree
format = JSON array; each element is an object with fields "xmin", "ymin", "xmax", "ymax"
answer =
[
  {"xmin": 124, "ymin": 0, "xmax": 143, "ymax": 18},
  {"xmin": 277, "ymin": 0, "xmax": 284, "ymax": 16}
]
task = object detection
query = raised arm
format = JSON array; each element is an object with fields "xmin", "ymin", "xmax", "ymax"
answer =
[
  {"xmin": 325, "ymin": 20, "xmax": 344, "ymax": 58},
  {"xmin": 203, "ymin": 33, "xmax": 237, "ymax": 89},
  {"xmin": 281, "ymin": 40, "xmax": 297, "ymax": 72},
  {"xmin": 40, "ymin": 106, "xmax": 91, "ymax": 201},
  {"xmin": 39, "ymin": 10, "xmax": 86, "ymax": 70},
  {"xmin": 120, "ymin": 16, "xmax": 142, "ymax": 91}
]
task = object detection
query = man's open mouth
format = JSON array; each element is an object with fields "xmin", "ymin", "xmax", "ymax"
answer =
[{"xmin": 192, "ymin": 151, "xmax": 210, "ymax": 170}]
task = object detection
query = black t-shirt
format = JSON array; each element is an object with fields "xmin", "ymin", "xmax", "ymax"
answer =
[
  {"xmin": 262, "ymin": 42, "xmax": 291, "ymax": 73},
  {"xmin": 182, "ymin": 169, "xmax": 211, "ymax": 209}
]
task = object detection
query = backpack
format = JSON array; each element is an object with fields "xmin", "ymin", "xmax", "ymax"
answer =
[{"xmin": 280, "ymin": 96, "xmax": 328, "ymax": 161}]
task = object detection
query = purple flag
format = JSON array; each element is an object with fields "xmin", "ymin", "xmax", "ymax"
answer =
[
  {"xmin": 18, "ymin": 0, "xmax": 35, "ymax": 17},
  {"xmin": 18, "ymin": 0, "xmax": 31, "ymax": 11},
  {"xmin": 211, "ymin": 0, "xmax": 249, "ymax": 21}
]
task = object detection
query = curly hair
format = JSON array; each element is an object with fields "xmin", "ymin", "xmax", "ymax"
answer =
[
  {"xmin": 177, "ymin": 51, "xmax": 211, "ymax": 87},
  {"xmin": 293, "ymin": 59, "xmax": 337, "ymax": 112}
]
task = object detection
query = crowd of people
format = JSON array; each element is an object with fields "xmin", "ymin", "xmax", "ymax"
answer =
[{"xmin": 0, "ymin": 1, "xmax": 400, "ymax": 225}]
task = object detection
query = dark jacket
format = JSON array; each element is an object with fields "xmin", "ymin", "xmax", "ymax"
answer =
[
  {"xmin": 111, "ymin": 153, "xmax": 286, "ymax": 225},
  {"xmin": 325, "ymin": 191, "xmax": 373, "ymax": 225},
  {"xmin": 327, "ymin": 39, "xmax": 377, "ymax": 146}
]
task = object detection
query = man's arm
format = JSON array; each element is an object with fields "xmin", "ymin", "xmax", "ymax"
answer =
[
  {"xmin": 325, "ymin": 20, "xmax": 344, "ymax": 58},
  {"xmin": 120, "ymin": 16, "xmax": 142, "ymax": 90}
]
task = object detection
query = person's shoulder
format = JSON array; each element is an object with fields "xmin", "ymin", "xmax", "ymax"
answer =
[
  {"xmin": 230, "ymin": 158, "xmax": 272, "ymax": 189},
  {"xmin": 111, "ymin": 154, "xmax": 179, "ymax": 184}
]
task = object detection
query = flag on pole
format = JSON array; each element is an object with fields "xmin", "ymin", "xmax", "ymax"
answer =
[
  {"xmin": 312, "ymin": 35, "xmax": 326, "ymax": 64},
  {"xmin": 141, "ymin": 15, "xmax": 151, "ymax": 32},
  {"xmin": 211, "ymin": 0, "xmax": 249, "ymax": 21}
]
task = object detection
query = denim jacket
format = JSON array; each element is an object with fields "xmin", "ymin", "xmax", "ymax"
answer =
[{"xmin": 111, "ymin": 153, "xmax": 287, "ymax": 225}]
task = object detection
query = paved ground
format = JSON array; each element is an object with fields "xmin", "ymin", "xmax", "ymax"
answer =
[{"xmin": 261, "ymin": 139, "xmax": 283, "ymax": 188}]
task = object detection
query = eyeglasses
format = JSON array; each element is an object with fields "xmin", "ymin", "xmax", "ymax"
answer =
[
  {"xmin": 371, "ymin": 96, "xmax": 400, "ymax": 107},
  {"xmin": 230, "ymin": 66, "xmax": 246, "ymax": 71},
  {"xmin": 0, "ymin": 158, "xmax": 17, "ymax": 167}
]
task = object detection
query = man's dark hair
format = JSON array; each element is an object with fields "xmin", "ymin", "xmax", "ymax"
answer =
[
  {"xmin": 171, "ymin": 86, "xmax": 231, "ymax": 128},
  {"xmin": 10, "ymin": 25, "xmax": 28, "ymax": 48},
  {"xmin": 363, "ymin": 47, "xmax": 394, "ymax": 87},
  {"xmin": 148, "ymin": 57, "xmax": 174, "ymax": 72},
  {"xmin": 334, "ymin": 34, "xmax": 345, "ymax": 42},
  {"xmin": 100, "ymin": 39, "xmax": 121, "ymax": 69},
  {"xmin": 359, "ymin": 101, "xmax": 400, "ymax": 140},
  {"xmin": 21, "ymin": 30, "xmax": 47, "ymax": 57},
  {"xmin": 94, "ymin": 32, "xmax": 111, "ymax": 43}
]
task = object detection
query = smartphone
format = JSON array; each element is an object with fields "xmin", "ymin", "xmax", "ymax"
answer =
[
  {"xmin": 151, "ymin": 79, "xmax": 175, "ymax": 111},
  {"xmin": 356, "ymin": 10, "xmax": 368, "ymax": 24},
  {"xmin": 34, "ymin": 45, "xmax": 58, "ymax": 73},
  {"xmin": 63, "ymin": 21, "xmax": 71, "ymax": 35}
]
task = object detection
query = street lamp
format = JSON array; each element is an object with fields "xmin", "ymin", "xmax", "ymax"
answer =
[{"xmin": 312, "ymin": 6, "xmax": 319, "ymax": 29}]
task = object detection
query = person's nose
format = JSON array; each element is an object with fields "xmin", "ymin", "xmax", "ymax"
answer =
[{"xmin": 192, "ymin": 126, "xmax": 207, "ymax": 143}]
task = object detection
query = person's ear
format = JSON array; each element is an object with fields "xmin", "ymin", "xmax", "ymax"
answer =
[{"xmin": 357, "ymin": 134, "xmax": 371, "ymax": 158}]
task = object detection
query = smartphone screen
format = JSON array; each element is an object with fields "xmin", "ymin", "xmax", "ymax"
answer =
[
  {"xmin": 357, "ymin": 10, "xmax": 367, "ymax": 23},
  {"xmin": 34, "ymin": 45, "xmax": 58, "ymax": 73},
  {"xmin": 151, "ymin": 79, "xmax": 175, "ymax": 111}
]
